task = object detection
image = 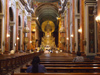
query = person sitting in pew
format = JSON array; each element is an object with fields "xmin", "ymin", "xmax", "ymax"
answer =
[
  {"xmin": 73, "ymin": 51, "xmax": 84, "ymax": 62},
  {"xmin": 26, "ymin": 56, "xmax": 47, "ymax": 73}
]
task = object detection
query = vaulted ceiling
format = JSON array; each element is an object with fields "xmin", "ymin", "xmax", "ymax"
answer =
[
  {"xmin": 33, "ymin": 0, "xmax": 62, "ymax": 31},
  {"xmin": 35, "ymin": 3, "xmax": 59, "ymax": 25}
]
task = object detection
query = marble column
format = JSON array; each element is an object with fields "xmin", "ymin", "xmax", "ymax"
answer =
[
  {"xmin": 97, "ymin": 0, "xmax": 100, "ymax": 55},
  {"xmin": 80, "ymin": 0, "xmax": 85, "ymax": 53},
  {"xmin": 72, "ymin": 0, "xmax": 75, "ymax": 53},
  {"xmin": 4, "ymin": 0, "xmax": 9, "ymax": 54}
]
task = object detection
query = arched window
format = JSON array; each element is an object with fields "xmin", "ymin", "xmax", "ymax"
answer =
[
  {"xmin": 9, "ymin": 7, "xmax": 13, "ymax": 21},
  {"xmin": 24, "ymin": 22, "xmax": 26, "ymax": 50},
  {"xmin": 18, "ymin": 16, "xmax": 21, "ymax": 50},
  {"xmin": 0, "ymin": 0, "xmax": 2, "ymax": 13},
  {"xmin": 77, "ymin": 0, "xmax": 80, "ymax": 13}
]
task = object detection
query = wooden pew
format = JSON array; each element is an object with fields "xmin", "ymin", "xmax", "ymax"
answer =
[
  {"xmin": 13, "ymin": 73, "xmax": 100, "ymax": 75},
  {"xmin": 40, "ymin": 58, "xmax": 92, "ymax": 62},
  {"xmin": 0, "ymin": 52, "xmax": 43, "ymax": 75},
  {"xmin": 40, "ymin": 62, "xmax": 100, "ymax": 64},
  {"xmin": 26, "ymin": 64, "xmax": 100, "ymax": 67},
  {"xmin": 20, "ymin": 67, "xmax": 100, "ymax": 73},
  {"xmin": 46, "ymin": 67, "xmax": 100, "ymax": 73}
]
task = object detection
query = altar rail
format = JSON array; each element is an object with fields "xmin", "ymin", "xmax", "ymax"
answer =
[{"xmin": 0, "ymin": 51, "xmax": 43, "ymax": 75}]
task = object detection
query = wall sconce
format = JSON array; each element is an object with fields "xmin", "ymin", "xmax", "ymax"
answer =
[
  {"xmin": 71, "ymin": 34, "xmax": 73, "ymax": 37},
  {"xmin": 32, "ymin": 29, "xmax": 36, "ymax": 32},
  {"xmin": 36, "ymin": 17, "xmax": 39, "ymax": 20},
  {"xmin": 78, "ymin": 29, "xmax": 82, "ymax": 33},
  {"xmin": 95, "ymin": 16, "xmax": 100, "ymax": 23},
  {"xmin": 17, "ymin": 37, "xmax": 19, "ymax": 40},
  {"xmin": 30, "ymin": 41, "xmax": 32, "ymax": 43},
  {"xmin": 14, "ymin": 43, "xmax": 16, "ymax": 47},
  {"xmin": 56, "ymin": 17, "xmax": 61, "ymax": 20},
  {"xmin": 7, "ymin": 34, "xmax": 10, "ymax": 37},
  {"xmin": 66, "ymin": 37, "xmax": 69, "ymax": 40}
]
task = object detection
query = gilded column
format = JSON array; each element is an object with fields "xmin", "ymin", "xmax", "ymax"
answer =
[
  {"xmin": 4, "ymin": 0, "xmax": 9, "ymax": 54},
  {"xmin": 16, "ymin": 2, "xmax": 19, "ymax": 52},
  {"xmin": 72, "ymin": 0, "xmax": 75, "ymax": 53},
  {"xmin": 80, "ymin": 0, "xmax": 85, "ymax": 53}
]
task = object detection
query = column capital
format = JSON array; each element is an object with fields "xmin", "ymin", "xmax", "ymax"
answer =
[
  {"xmin": 27, "ymin": 15, "xmax": 31, "ymax": 21},
  {"xmin": 16, "ymin": 2, "xmax": 19, "ymax": 9},
  {"xmin": 22, "ymin": 10, "xmax": 25, "ymax": 16}
]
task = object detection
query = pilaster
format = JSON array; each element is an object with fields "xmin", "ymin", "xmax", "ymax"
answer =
[
  {"xmin": 4, "ymin": 0, "xmax": 9, "ymax": 54},
  {"xmin": 22, "ymin": 10, "xmax": 25, "ymax": 51},
  {"xmin": 27, "ymin": 15, "xmax": 32, "ymax": 50},
  {"xmin": 72, "ymin": 0, "xmax": 75, "ymax": 54},
  {"xmin": 80, "ymin": 0, "xmax": 85, "ymax": 54},
  {"xmin": 16, "ymin": 2, "xmax": 19, "ymax": 52},
  {"xmin": 68, "ymin": 8, "xmax": 70, "ymax": 53}
]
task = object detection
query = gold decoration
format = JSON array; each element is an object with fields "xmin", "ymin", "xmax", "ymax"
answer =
[{"xmin": 41, "ymin": 20, "xmax": 55, "ymax": 33}]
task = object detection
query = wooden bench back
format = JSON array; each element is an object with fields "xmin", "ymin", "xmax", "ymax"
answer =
[
  {"xmin": 20, "ymin": 67, "xmax": 100, "ymax": 73},
  {"xmin": 13, "ymin": 73, "xmax": 100, "ymax": 75}
]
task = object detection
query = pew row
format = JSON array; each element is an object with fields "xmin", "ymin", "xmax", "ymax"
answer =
[
  {"xmin": 13, "ymin": 73, "xmax": 100, "ymax": 75},
  {"xmin": 20, "ymin": 67, "xmax": 100, "ymax": 73},
  {"xmin": 40, "ymin": 62, "xmax": 100, "ymax": 64},
  {"xmin": 0, "ymin": 51, "xmax": 43, "ymax": 75},
  {"xmin": 26, "ymin": 63, "xmax": 100, "ymax": 67}
]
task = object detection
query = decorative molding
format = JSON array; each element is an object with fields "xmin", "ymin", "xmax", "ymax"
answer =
[
  {"xmin": 85, "ymin": 0, "xmax": 97, "ymax": 5},
  {"xmin": 75, "ymin": 14, "xmax": 80, "ymax": 17},
  {"xmin": 27, "ymin": 15, "xmax": 31, "ymax": 21},
  {"xmin": 16, "ymin": 1, "xmax": 25, "ymax": 10},
  {"xmin": 19, "ymin": 26, "xmax": 22, "ymax": 30},
  {"xmin": 16, "ymin": 1, "xmax": 19, "ymax": 9},
  {"xmin": 20, "ymin": 0, "xmax": 27, "ymax": 6},
  {"xmin": 22, "ymin": 10, "xmax": 25, "ymax": 16},
  {"xmin": 9, "ymin": 21, "xmax": 15, "ymax": 26},
  {"xmin": 0, "ymin": 13, "xmax": 4, "ymax": 18}
]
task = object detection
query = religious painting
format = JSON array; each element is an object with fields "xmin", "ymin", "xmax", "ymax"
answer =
[{"xmin": 88, "ymin": 6, "xmax": 95, "ymax": 53}]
